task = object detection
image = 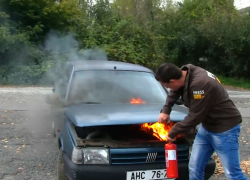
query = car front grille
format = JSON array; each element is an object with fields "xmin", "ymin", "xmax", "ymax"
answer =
[{"xmin": 110, "ymin": 145, "xmax": 189, "ymax": 165}]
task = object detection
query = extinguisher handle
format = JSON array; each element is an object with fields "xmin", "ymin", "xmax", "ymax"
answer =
[{"xmin": 166, "ymin": 140, "xmax": 171, "ymax": 144}]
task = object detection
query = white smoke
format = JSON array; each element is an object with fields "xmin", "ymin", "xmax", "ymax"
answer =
[
  {"xmin": 22, "ymin": 31, "xmax": 109, "ymax": 137},
  {"xmin": 41, "ymin": 31, "xmax": 108, "ymax": 86}
]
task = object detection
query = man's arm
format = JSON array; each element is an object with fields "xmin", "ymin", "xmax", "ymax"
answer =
[
  {"xmin": 161, "ymin": 89, "xmax": 182, "ymax": 114},
  {"xmin": 168, "ymin": 80, "xmax": 214, "ymax": 139}
]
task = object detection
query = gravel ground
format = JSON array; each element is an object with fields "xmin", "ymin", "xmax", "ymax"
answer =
[
  {"xmin": 0, "ymin": 86, "xmax": 249, "ymax": 180},
  {"xmin": 0, "ymin": 87, "xmax": 57, "ymax": 180}
]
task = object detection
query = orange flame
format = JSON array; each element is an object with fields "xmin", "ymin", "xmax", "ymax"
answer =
[
  {"xmin": 141, "ymin": 122, "xmax": 173, "ymax": 141},
  {"xmin": 130, "ymin": 97, "xmax": 146, "ymax": 104}
]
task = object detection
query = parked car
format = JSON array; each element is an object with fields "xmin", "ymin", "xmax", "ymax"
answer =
[{"xmin": 45, "ymin": 60, "xmax": 216, "ymax": 180}]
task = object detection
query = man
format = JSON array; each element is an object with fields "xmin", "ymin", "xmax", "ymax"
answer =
[{"xmin": 155, "ymin": 63, "xmax": 248, "ymax": 180}]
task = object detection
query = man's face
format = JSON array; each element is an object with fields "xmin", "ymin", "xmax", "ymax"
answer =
[{"xmin": 161, "ymin": 80, "xmax": 181, "ymax": 91}]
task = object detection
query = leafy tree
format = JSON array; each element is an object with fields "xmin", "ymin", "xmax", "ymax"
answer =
[
  {"xmin": 1, "ymin": 0, "xmax": 83, "ymax": 42},
  {"xmin": 0, "ymin": 0, "xmax": 250, "ymax": 84}
]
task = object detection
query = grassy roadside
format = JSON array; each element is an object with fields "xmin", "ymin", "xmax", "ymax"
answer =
[{"xmin": 216, "ymin": 75, "xmax": 250, "ymax": 90}]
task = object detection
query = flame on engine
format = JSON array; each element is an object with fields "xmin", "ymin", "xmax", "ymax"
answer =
[
  {"xmin": 141, "ymin": 122, "xmax": 175, "ymax": 141},
  {"xmin": 130, "ymin": 97, "xmax": 146, "ymax": 104}
]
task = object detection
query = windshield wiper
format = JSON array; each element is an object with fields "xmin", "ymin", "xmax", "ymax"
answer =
[
  {"xmin": 71, "ymin": 101, "xmax": 101, "ymax": 105},
  {"xmin": 81, "ymin": 102, "xmax": 101, "ymax": 104}
]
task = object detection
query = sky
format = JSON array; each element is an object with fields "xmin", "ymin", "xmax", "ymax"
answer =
[
  {"xmin": 170, "ymin": 0, "xmax": 250, "ymax": 10},
  {"xmin": 108, "ymin": 0, "xmax": 250, "ymax": 10},
  {"xmin": 234, "ymin": 0, "xmax": 250, "ymax": 9}
]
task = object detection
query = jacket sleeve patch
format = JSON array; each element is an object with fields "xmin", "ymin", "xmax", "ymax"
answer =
[{"xmin": 193, "ymin": 90, "xmax": 205, "ymax": 99}]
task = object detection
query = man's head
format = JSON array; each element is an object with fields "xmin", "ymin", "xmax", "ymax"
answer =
[{"xmin": 155, "ymin": 63, "xmax": 186, "ymax": 91}]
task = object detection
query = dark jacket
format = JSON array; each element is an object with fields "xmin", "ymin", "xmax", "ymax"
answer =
[{"xmin": 162, "ymin": 64, "xmax": 242, "ymax": 139}]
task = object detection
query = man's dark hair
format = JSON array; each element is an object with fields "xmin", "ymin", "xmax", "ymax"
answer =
[{"xmin": 155, "ymin": 63, "xmax": 182, "ymax": 83}]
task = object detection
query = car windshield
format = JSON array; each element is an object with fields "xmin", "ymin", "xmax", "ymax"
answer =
[{"xmin": 68, "ymin": 70, "xmax": 167, "ymax": 104}]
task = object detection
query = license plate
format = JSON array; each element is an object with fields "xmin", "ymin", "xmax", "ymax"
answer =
[{"xmin": 126, "ymin": 169, "xmax": 167, "ymax": 180}]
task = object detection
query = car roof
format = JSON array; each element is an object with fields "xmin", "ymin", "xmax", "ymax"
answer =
[{"xmin": 66, "ymin": 60, "xmax": 154, "ymax": 73}]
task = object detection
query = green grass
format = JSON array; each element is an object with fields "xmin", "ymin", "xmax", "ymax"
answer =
[{"xmin": 216, "ymin": 75, "xmax": 250, "ymax": 90}]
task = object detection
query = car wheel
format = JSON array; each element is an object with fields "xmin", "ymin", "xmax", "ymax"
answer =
[{"xmin": 56, "ymin": 148, "xmax": 68, "ymax": 180}]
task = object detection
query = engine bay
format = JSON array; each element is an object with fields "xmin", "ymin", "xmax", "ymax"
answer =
[{"xmin": 74, "ymin": 123, "xmax": 193, "ymax": 147}]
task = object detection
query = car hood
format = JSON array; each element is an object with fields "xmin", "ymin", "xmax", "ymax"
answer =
[{"xmin": 64, "ymin": 103, "xmax": 188, "ymax": 127}]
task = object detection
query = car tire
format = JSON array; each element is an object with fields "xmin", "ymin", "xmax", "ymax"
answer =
[{"xmin": 56, "ymin": 148, "xmax": 68, "ymax": 180}]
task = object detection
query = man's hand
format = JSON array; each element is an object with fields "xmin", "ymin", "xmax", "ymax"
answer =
[
  {"xmin": 158, "ymin": 113, "xmax": 170, "ymax": 124},
  {"xmin": 166, "ymin": 135, "xmax": 176, "ymax": 142}
]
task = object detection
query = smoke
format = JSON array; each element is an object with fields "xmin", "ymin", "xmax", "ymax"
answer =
[
  {"xmin": 41, "ymin": 31, "xmax": 108, "ymax": 86},
  {"xmin": 19, "ymin": 31, "xmax": 109, "ymax": 138}
]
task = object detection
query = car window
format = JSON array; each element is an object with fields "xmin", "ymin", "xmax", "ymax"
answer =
[{"xmin": 68, "ymin": 70, "xmax": 167, "ymax": 104}]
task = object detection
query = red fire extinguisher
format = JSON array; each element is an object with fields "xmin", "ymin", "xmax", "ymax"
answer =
[{"xmin": 165, "ymin": 142, "xmax": 178, "ymax": 178}]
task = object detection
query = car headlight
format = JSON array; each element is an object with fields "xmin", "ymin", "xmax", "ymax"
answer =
[{"xmin": 83, "ymin": 148, "xmax": 109, "ymax": 164}]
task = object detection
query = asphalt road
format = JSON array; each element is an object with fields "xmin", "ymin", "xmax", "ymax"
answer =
[{"xmin": 0, "ymin": 87, "xmax": 249, "ymax": 180}]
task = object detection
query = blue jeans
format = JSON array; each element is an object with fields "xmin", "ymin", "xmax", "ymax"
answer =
[{"xmin": 189, "ymin": 124, "xmax": 248, "ymax": 180}]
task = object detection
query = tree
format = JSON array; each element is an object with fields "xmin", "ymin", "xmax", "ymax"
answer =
[{"xmin": 1, "ymin": 0, "xmax": 83, "ymax": 42}]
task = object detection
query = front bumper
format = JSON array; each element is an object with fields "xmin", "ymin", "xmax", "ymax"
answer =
[{"xmin": 63, "ymin": 153, "xmax": 216, "ymax": 180}]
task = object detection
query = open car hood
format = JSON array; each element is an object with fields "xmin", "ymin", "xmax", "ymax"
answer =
[{"xmin": 64, "ymin": 103, "xmax": 188, "ymax": 127}]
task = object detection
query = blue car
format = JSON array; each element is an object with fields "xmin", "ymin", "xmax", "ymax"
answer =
[{"xmin": 46, "ymin": 60, "xmax": 216, "ymax": 180}]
